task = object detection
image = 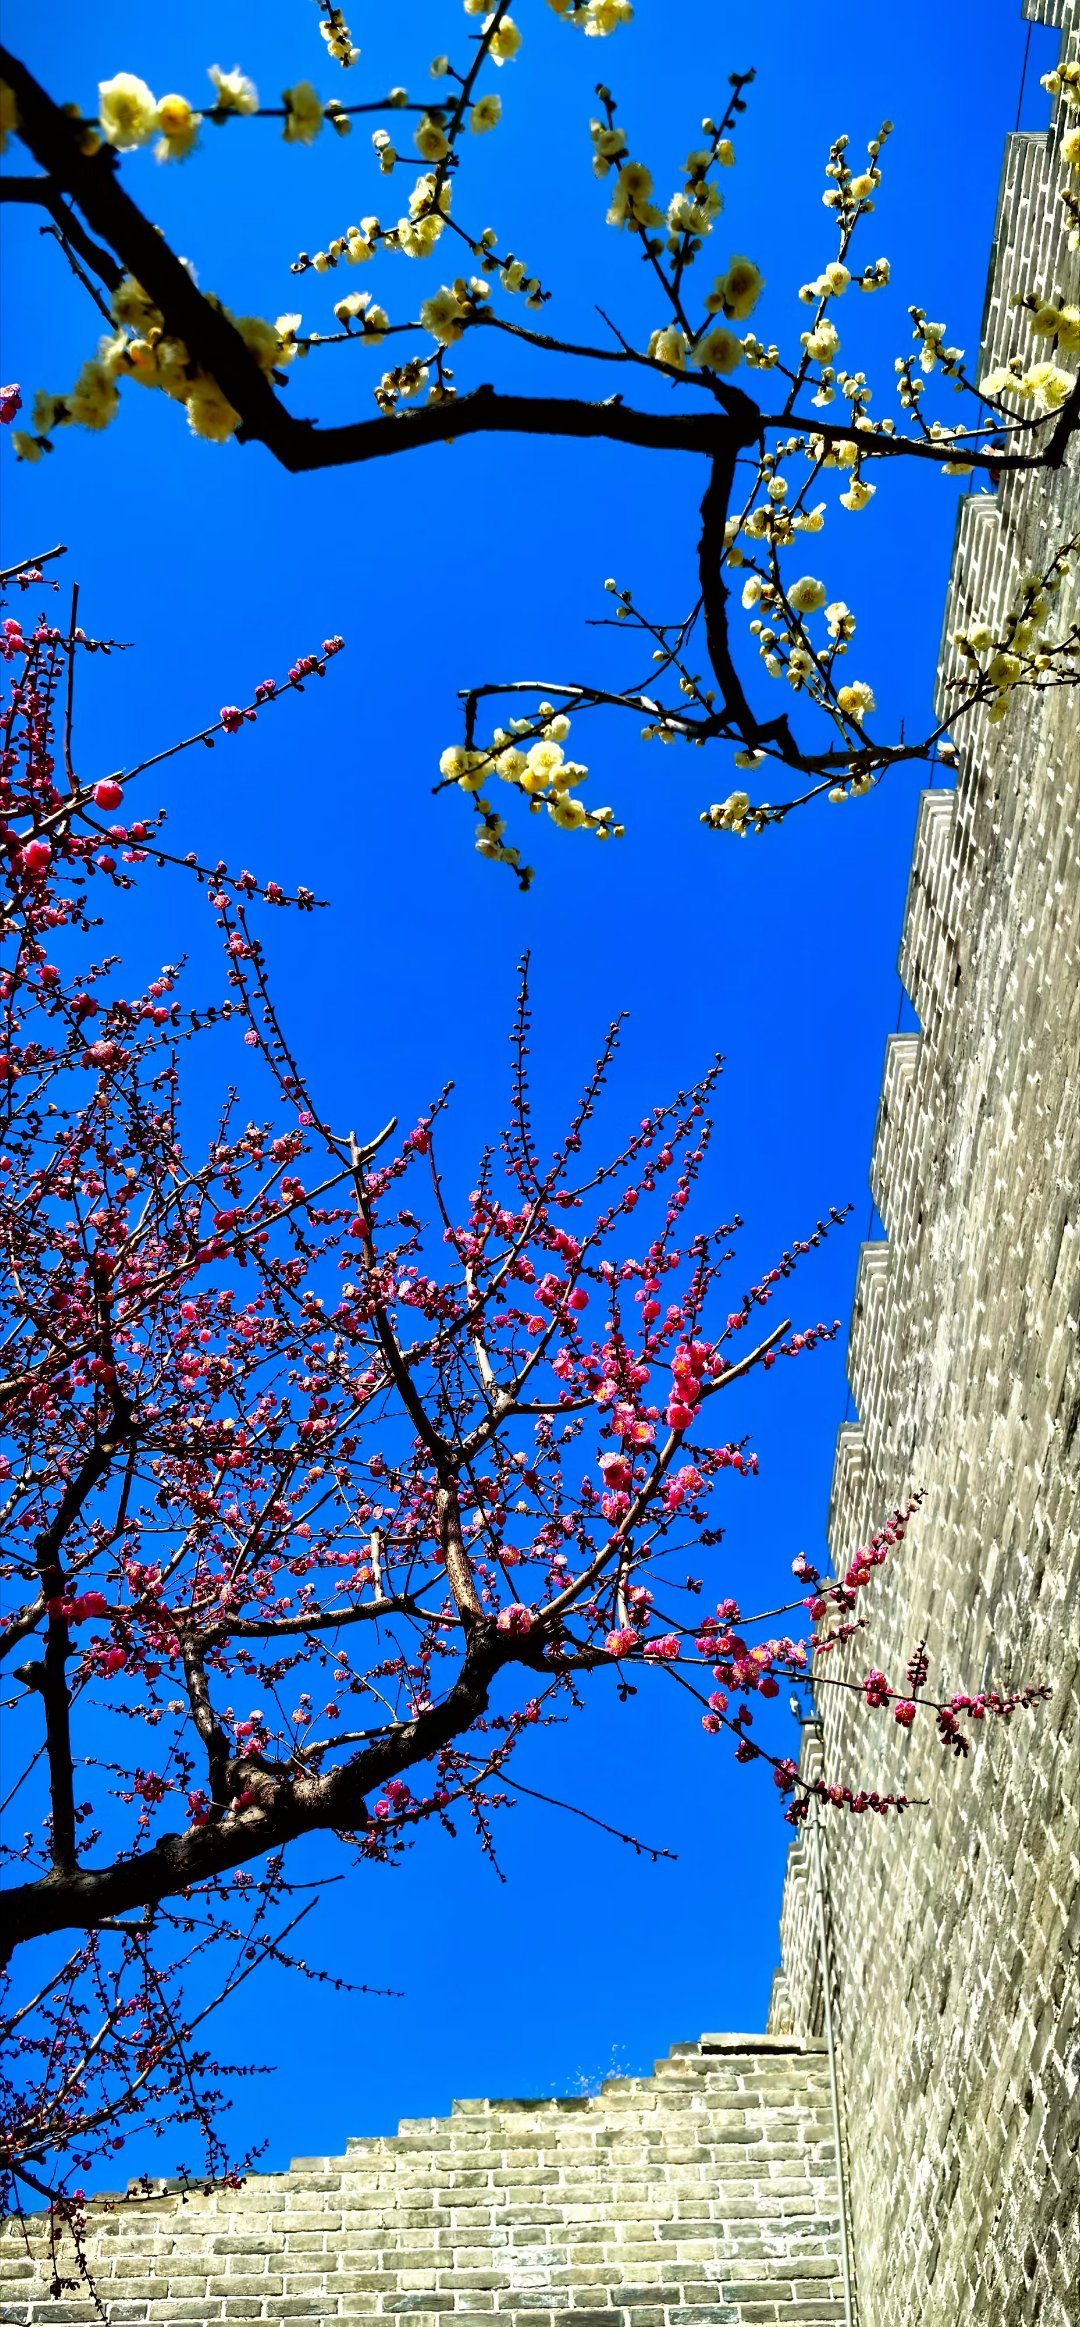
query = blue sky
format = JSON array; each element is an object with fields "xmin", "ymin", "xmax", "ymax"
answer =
[{"xmin": 0, "ymin": 1, "xmax": 1057, "ymax": 2175}]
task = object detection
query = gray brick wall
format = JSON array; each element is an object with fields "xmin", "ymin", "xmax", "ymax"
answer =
[
  {"xmin": 0, "ymin": 2038, "xmax": 845, "ymax": 2324},
  {"xmin": 769, "ymin": 7, "xmax": 1080, "ymax": 2324}
]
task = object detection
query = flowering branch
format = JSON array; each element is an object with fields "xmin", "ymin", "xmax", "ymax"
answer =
[
  {"xmin": 2, "ymin": 29, "xmax": 1076, "ymax": 881},
  {"xmin": 0, "ymin": 563, "xmax": 1050, "ymax": 2226}
]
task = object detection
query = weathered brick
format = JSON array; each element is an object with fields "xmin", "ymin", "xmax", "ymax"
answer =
[{"xmin": 766, "ymin": 23, "xmax": 1080, "ymax": 2327}]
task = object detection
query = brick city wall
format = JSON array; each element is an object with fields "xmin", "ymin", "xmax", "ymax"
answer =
[
  {"xmin": 2, "ymin": 4, "xmax": 1076, "ymax": 2323},
  {"xmin": 768, "ymin": 5, "xmax": 1080, "ymax": 2325},
  {"xmin": 0, "ymin": 2038, "xmax": 846, "ymax": 2325}
]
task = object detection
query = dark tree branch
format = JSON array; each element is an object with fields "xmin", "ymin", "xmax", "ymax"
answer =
[
  {"xmin": 0, "ymin": 45, "xmax": 755, "ymax": 477},
  {"xmin": 434, "ymin": 1477, "xmax": 483, "ymax": 1623},
  {"xmin": 0, "ymin": 1629, "xmax": 502, "ymax": 1961},
  {"xmin": 0, "ymin": 171, "xmax": 123, "ymax": 295},
  {"xmin": 697, "ymin": 451, "xmax": 798, "ymax": 754},
  {"xmin": 11, "ymin": 36, "xmax": 1067, "ymax": 805},
  {"xmin": 31, "ymin": 1418, "xmax": 130, "ymax": 1874},
  {"xmin": 758, "ymin": 387, "xmax": 1080, "ymax": 475},
  {"xmin": 177, "ymin": 1629, "xmax": 230, "ymax": 1804},
  {"xmin": 0, "ymin": 544, "xmax": 68, "ymax": 586},
  {"xmin": 208, "ymin": 1595, "xmax": 425, "ymax": 1641},
  {"xmin": 0, "ymin": 46, "xmax": 285, "ymax": 441},
  {"xmin": 284, "ymin": 387, "xmax": 745, "ymax": 471}
]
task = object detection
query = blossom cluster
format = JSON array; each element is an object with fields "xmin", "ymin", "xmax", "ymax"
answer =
[
  {"xmin": 438, "ymin": 707, "xmax": 619, "ymax": 881},
  {"xmin": 1040, "ymin": 57, "xmax": 1080, "ymax": 252},
  {"xmin": 67, "ymin": 64, "xmax": 352, "ymax": 161},
  {"xmin": 950, "ymin": 552, "xmax": 1078, "ymax": 726},
  {"xmin": 12, "ymin": 274, "xmax": 300, "ymax": 458}
]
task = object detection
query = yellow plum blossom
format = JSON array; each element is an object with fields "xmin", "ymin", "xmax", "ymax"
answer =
[
  {"xmin": 122, "ymin": 338, "xmax": 161, "ymax": 387},
  {"xmin": 346, "ymin": 222, "xmax": 380, "ymax": 261},
  {"xmin": 208, "ymin": 65, "xmax": 259, "ymax": 115},
  {"xmin": 156, "ymin": 93, "xmax": 200, "ymax": 161},
  {"xmin": 607, "ymin": 161, "xmax": 658, "ymax": 227},
  {"xmin": 110, "ymin": 276, "xmax": 162, "ymax": 332},
  {"xmin": 98, "ymin": 72, "xmax": 157, "ymax": 150},
  {"xmin": 446, "ymin": 747, "xmax": 488, "ymax": 791},
  {"xmin": 69, "ymin": 358, "xmax": 120, "ymax": 430},
  {"xmin": 283, "ymin": 83, "xmax": 323, "ymax": 144},
  {"xmin": 647, "ymin": 326, "xmax": 688, "ymax": 369},
  {"xmin": 523, "ymin": 740, "xmax": 565, "ymax": 792},
  {"xmin": 583, "ymin": 0, "xmax": 633, "ymax": 29},
  {"xmin": 420, "ymin": 286, "xmax": 467, "ymax": 344},
  {"xmin": 549, "ymin": 794, "xmax": 586, "ymax": 828},
  {"xmin": 154, "ymin": 339, "xmax": 194, "ymax": 401},
  {"xmin": 590, "ymin": 121, "xmax": 626, "ymax": 176},
  {"xmin": 398, "ymin": 215, "xmax": 442, "ymax": 259},
  {"xmin": 439, "ymin": 745, "xmax": 472, "ymax": 781},
  {"xmin": 706, "ymin": 257, "xmax": 764, "ymax": 322},
  {"xmin": 320, "ymin": 12, "xmax": 360, "ymax": 66},
  {"xmin": 980, "ymin": 366, "xmax": 1018, "ymax": 399},
  {"xmin": 803, "ymin": 318, "xmax": 840, "ymax": 364},
  {"xmin": 414, "ymin": 115, "xmax": 450, "ymax": 162},
  {"xmin": 32, "ymin": 390, "xmax": 67, "ymax": 434},
  {"xmin": 713, "ymin": 790, "xmax": 751, "ymax": 833},
  {"xmin": 837, "ymin": 680, "xmax": 876, "ymax": 722},
  {"xmin": 333, "ymin": 292, "xmax": 388, "ymax": 342},
  {"xmin": 185, "ymin": 379, "xmax": 243, "ymax": 442},
  {"xmin": 234, "ymin": 315, "xmax": 283, "ymax": 371},
  {"xmin": 410, "ymin": 173, "xmax": 451, "ymax": 222},
  {"xmin": 485, "ymin": 14, "xmax": 523, "ymax": 63},
  {"xmin": 334, "ymin": 291, "xmax": 367, "ymax": 326},
  {"xmin": 1030, "ymin": 303, "xmax": 1080, "ymax": 352},
  {"xmin": 470, "ymin": 95, "xmax": 502, "ymax": 131},
  {"xmin": 693, "ymin": 326, "xmax": 744, "ymax": 374},
  {"xmin": 839, "ymin": 477, "xmax": 876, "ymax": 512},
  {"xmin": 788, "ymin": 576, "xmax": 827, "ymax": 614},
  {"xmin": 95, "ymin": 330, "xmax": 130, "ymax": 382},
  {"xmin": 667, "ymin": 184, "xmax": 722, "ymax": 237},
  {"xmin": 1022, "ymin": 361, "xmax": 1075, "ymax": 412}
]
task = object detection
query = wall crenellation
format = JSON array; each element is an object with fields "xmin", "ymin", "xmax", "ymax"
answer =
[{"xmin": 0, "ymin": 2037, "xmax": 847, "ymax": 2324}]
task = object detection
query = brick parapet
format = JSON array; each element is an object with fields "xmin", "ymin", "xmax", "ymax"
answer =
[{"xmin": 0, "ymin": 2038, "xmax": 846, "ymax": 2325}]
